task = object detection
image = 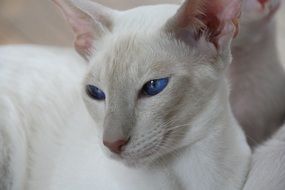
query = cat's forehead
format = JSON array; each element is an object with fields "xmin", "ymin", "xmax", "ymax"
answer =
[
  {"xmin": 115, "ymin": 4, "xmax": 178, "ymax": 32},
  {"xmin": 86, "ymin": 32, "xmax": 211, "ymax": 88},
  {"xmin": 89, "ymin": 33, "xmax": 174, "ymax": 84},
  {"xmin": 86, "ymin": 4, "xmax": 214, "ymax": 85},
  {"xmin": 87, "ymin": 29, "xmax": 212, "ymax": 89},
  {"xmin": 91, "ymin": 34, "xmax": 146, "ymax": 79}
]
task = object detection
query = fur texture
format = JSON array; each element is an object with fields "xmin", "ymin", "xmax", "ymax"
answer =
[
  {"xmin": 0, "ymin": 0, "xmax": 251, "ymax": 189},
  {"xmin": 230, "ymin": 0, "xmax": 285, "ymax": 146},
  {"xmin": 0, "ymin": 45, "xmax": 86, "ymax": 190},
  {"xmin": 243, "ymin": 123, "xmax": 285, "ymax": 190}
]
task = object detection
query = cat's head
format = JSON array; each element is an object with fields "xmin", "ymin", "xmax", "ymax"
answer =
[
  {"xmin": 54, "ymin": 0, "xmax": 241, "ymax": 167},
  {"xmin": 235, "ymin": 0, "xmax": 280, "ymax": 47}
]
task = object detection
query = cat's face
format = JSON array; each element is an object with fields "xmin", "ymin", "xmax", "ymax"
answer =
[
  {"xmin": 54, "ymin": 0, "xmax": 240, "ymax": 167},
  {"xmin": 83, "ymin": 32, "xmax": 221, "ymax": 166}
]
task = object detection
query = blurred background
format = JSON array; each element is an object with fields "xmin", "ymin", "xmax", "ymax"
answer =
[
  {"xmin": 0, "ymin": 0, "xmax": 284, "ymax": 63},
  {"xmin": 0, "ymin": 0, "xmax": 178, "ymax": 45}
]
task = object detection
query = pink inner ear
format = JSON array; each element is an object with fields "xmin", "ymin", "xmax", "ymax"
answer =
[
  {"xmin": 175, "ymin": 0, "xmax": 241, "ymax": 49},
  {"xmin": 68, "ymin": 14, "xmax": 95, "ymax": 57},
  {"xmin": 200, "ymin": 0, "xmax": 241, "ymax": 48},
  {"xmin": 245, "ymin": 0, "xmax": 281, "ymax": 12},
  {"xmin": 258, "ymin": 0, "xmax": 278, "ymax": 10},
  {"xmin": 244, "ymin": 0, "xmax": 281, "ymax": 20},
  {"xmin": 53, "ymin": 0, "xmax": 94, "ymax": 37},
  {"xmin": 75, "ymin": 33, "xmax": 94, "ymax": 59},
  {"xmin": 68, "ymin": 12, "xmax": 93, "ymax": 37},
  {"xmin": 53, "ymin": 0, "xmax": 95, "ymax": 58},
  {"xmin": 259, "ymin": 0, "xmax": 268, "ymax": 7}
]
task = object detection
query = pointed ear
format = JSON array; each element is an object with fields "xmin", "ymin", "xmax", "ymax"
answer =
[
  {"xmin": 52, "ymin": 0, "xmax": 115, "ymax": 60},
  {"xmin": 165, "ymin": 0, "xmax": 241, "ymax": 51},
  {"xmin": 242, "ymin": 0, "xmax": 280, "ymax": 22}
]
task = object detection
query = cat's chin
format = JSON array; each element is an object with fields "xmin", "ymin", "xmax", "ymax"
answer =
[
  {"xmin": 121, "ymin": 159, "xmax": 143, "ymax": 168},
  {"xmin": 105, "ymin": 150, "xmax": 163, "ymax": 168},
  {"xmin": 123, "ymin": 148, "xmax": 180, "ymax": 168},
  {"xmin": 105, "ymin": 153, "xmax": 158, "ymax": 168},
  {"xmin": 121, "ymin": 155, "xmax": 161, "ymax": 168},
  {"xmin": 120, "ymin": 149, "xmax": 182, "ymax": 169}
]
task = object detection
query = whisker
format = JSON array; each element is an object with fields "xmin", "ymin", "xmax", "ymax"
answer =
[{"xmin": 166, "ymin": 123, "xmax": 191, "ymax": 131}]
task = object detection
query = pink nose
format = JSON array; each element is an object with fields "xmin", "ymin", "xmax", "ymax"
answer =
[{"xmin": 103, "ymin": 139, "xmax": 129, "ymax": 154}]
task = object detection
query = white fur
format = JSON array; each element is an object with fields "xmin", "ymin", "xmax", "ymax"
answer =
[
  {"xmin": 0, "ymin": 45, "xmax": 86, "ymax": 189},
  {"xmin": 0, "ymin": 2, "xmax": 251, "ymax": 190},
  {"xmin": 0, "ymin": 44, "xmax": 250, "ymax": 190},
  {"xmin": 243, "ymin": 123, "xmax": 285, "ymax": 190},
  {"xmin": 230, "ymin": 0, "xmax": 285, "ymax": 146}
]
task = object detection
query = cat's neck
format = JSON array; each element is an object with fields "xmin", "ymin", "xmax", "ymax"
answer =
[{"xmin": 157, "ymin": 81, "xmax": 251, "ymax": 190}]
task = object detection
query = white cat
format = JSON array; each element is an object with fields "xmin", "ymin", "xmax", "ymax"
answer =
[
  {"xmin": 243, "ymin": 122, "xmax": 285, "ymax": 190},
  {"xmin": 230, "ymin": 0, "xmax": 285, "ymax": 146},
  {"xmin": 0, "ymin": 0, "xmax": 252, "ymax": 190}
]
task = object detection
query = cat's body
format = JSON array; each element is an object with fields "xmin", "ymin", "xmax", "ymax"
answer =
[
  {"xmin": 0, "ymin": 44, "xmax": 250, "ymax": 190},
  {"xmin": 243, "ymin": 122, "xmax": 285, "ymax": 190},
  {"xmin": 0, "ymin": 46, "xmax": 86, "ymax": 190},
  {"xmin": 230, "ymin": 0, "xmax": 285, "ymax": 145},
  {"xmin": 0, "ymin": 0, "xmax": 251, "ymax": 189}
]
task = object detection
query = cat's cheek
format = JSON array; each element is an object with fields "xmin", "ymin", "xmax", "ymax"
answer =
[{"xmin": 82, "ymin": 96, "xmax": 106, "ymax": 125}]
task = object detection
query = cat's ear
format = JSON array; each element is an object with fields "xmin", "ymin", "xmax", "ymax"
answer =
[
  {"xmin": 242, "ymin": 0, "xmax": 280, "ymax": 21},
  {"xmin": 165, "ymin": 0, "xmax": 241, "ymax": 51},
  {"xmin": 52, "ymin": 0, "xmax": 115, "ymax": 60}
]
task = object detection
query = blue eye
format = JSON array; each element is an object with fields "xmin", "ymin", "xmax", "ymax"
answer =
[
  {"xmin": 86, "ymin": 85, "xmax": 106, "ymax": 100},
  {"xmin": 142, "ymin": 78, "xmax": 169, "ymax": 96}
]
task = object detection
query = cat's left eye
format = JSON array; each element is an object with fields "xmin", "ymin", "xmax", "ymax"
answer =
[
  {"xmin": 86, "ymin": 85, "xmax": 106, "ymax": 101},
  {"xmin": 142, "ymin": 78, "xmax": 169, "ymax": 96}
]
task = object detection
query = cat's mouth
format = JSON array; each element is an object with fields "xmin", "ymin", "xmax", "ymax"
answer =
[
  {"xmin": 117, "ymin": 129, "xmax": 179, "ymax": 167},
  {"xmin": 102, "ymin": 122, "xmax": 189, "ymax": 167}
]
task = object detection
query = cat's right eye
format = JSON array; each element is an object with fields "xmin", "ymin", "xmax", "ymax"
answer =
[{"xmin": 86, "ymin": 85, "xmax": 106, "ymax": 101}]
